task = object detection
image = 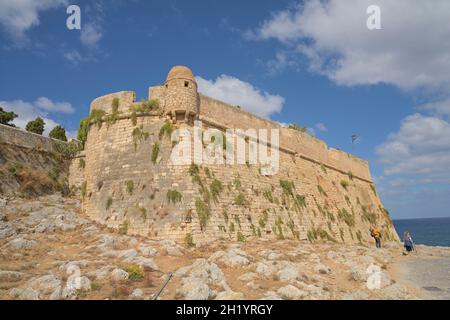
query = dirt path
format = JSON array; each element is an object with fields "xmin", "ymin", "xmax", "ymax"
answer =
[{"xmin": 393, "ymin": 249, "xmax": 450, "ymax": 300}]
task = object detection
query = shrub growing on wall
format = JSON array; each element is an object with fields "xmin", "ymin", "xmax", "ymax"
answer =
[
  {"xmin": 77, "ymin": 118, "xmax": 89, "ymax": 148},
  {"xmin": 167, "ymin": 189, "xmax": 182, "ymax": 204}
]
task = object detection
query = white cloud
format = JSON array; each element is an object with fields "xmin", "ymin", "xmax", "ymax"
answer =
[
  {"xmin": 80, "ymin": 23, "xmax": 102, "ymax": 47},
  {"xmin": 376, "ymin": 113, "xmax": 450, "ymax": 181},
  {"xmin": 248, "ymin": 0, "xmax": 450, "ymax": 91},
  {"xmin": 63, "ymin": 50, "xmax": 84, "ymax": 64},
  {"xmin": 196, "ymin": 75, "xmax": 285, "ymax": 118},
  {"xmin": 315, "ymin": 122, "xmax": 327, "ymax": 132},
  {"xmin": 0, "ymin": 98, "xmax": 74, "ymax": 136},
  {"xmin": 35, "ymin": 97, "xmax": 74, "ymax": 113},
  {"xmin": 0, "ymin": 0, "xmax": 67, "ymax": 42},
  {"xmin": 418, "ymin": 98, "xmax": 450, "ymax": 119}
]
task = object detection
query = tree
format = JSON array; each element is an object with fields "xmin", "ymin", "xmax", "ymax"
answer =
[
  {"xmin": 0, "ymin": 106, "xmax": 17, "ymax": 127},
  {"xmin": 77, "ymin": 118, "xmax": 89, "ymax": 149},
  {"xmin": 49, "ymin": 125, "xmax": 67, "ymax": 141},
  {"xmin": 25, "ymin": 117, "xmax": 45, "ymax": 135}
]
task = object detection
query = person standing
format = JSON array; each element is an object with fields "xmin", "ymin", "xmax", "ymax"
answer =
[
  {"xmin": 370, "ymin": 226, "xmax": 382, "ymax": 248},
  {"xmin": 403, "ymin": 231, "xmax": 414, "ymax": 255}
]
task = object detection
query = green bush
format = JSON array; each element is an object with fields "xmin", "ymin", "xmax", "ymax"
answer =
[
  {"xmin": 340, "ymin": 180, "xmax": 349, "ymax": 190},
  {"xmin": 106, "ymin": 197, "xmax": 113, "ymax": 210},
  {"xmin": 317, "ymin": 184, "xmax": 328, "ymax": 197},
  {"xmin": 139, "ymin": 207, "xmax": 147, "ymax": 221},
  {"xmin": 130, "ymin": 111, "xmax": 137, "ymax": 126},
  {"xmin": 263, "ymin": 190, "xmax": 274, "ymax": 203},
  {"xmin": 294, "ymin": 194, "xmax": 306, "ymax": 209},
  {"xmin": 280, "ymin": 180, "xmax": 295, "ymax": 197},
  {"xmin": 184, "ymin": 233, "xmax": 195, "ymax": 248},
  {"xmin": 348, "ymin": 171, "xmax": 354, "ymax": 180},
  {"xmin": 111, "ymin": 98, "xmax": 119, "ymax": 113},
  {"xmin": 318, "ymin": 228, "xmax": 336, "ymax": 242},
  {"xmin": 338, "ymin": 208, "xmax": 355, "ymax": 227},
  {"xmin": 159, "ymin": 121, "xmax": 175, "ymax": 140},
  {"xmin": 78, "ymin": 158, "xmax": 85, "ymax": 169},
  {"xmin": 234, "ymin": 193, "xmax": 246, "ymax": 206},
  {"xmin": 131, "ymin": 99, "xmax": 159, "ymax": 113},
  {"xmin": 77, "ymin": 118, "xmax": 89, "ymax": 148},
  {"xmin": 188, "ymin": 163, "xmax": 199, "ymax": 176},
  {"xmin": 151, "ymin": 143, "xmax": 160, "ymax": 164},
  {"xmin": 119, "ymin": 220, "xmax": 129, "ymax": 235},
  {"xmin": 8, "ymin": 162, "xmax": 23, "ymax": 177},
  {"xmin": 288, "ymin": 123, "xmax": 307, "ymax": 132},
  {"xmin": 196, "ymin": 198, "xmax": 210, "ymax": 229},
  {"xmin": 362, "ymin": 206, "xmax": 378, "ymax": 224},
  {"xmin": 237, "ymin": 231, "xmax": 246, "ymax": 242},
  {"xmin": 222, "ymin": 209, "xmax": 229, "ymax": 223},
  {"xmin": 167, "ymin": 189, "xmax": 182, "ymax": 204},
  {"xmin": 124, "ymin": 264, "xmax": 144, "ymax": 281},
  {"xmin": 125, "ymin": 180, "xmax": 134, "ymax": 195},
  {"xmin": 345, "ymin": 195, "xmax": 351, "ymax": 206},
  {"xmin": 210, "ymin": 179, "xmax": 223, "ymax": 202},
  {"xmin": 204, "ymin": 167, "xmax": 212, "ymax": 178},
  {"xmin": 132, "ymin": 126, "xmax": 149, "ymax": 151},
  {"xmin": 89, "ymin": 109, "xmax": 106, "ymax": 129},
  {"xmin": 49, "ymin": 125, "xmax": 67, "ymax": 141}
]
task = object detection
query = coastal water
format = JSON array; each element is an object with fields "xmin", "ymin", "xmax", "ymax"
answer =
[{"xmin": 393, "ymin": 217, "xmax": 450, "ymax": 247}]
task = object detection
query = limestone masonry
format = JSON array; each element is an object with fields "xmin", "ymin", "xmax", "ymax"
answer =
[{"xmin": 75, "ymin": 65, "xmax": 398, "ymax": 245}]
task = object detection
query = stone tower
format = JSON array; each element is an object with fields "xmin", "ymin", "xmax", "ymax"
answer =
[{"xmin": 164, "ymin": 65, "xmax": 199, "ymax": 123}]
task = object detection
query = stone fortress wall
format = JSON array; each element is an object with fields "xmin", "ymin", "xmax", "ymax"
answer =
[
  {"xmin": 0, "ymin": 123, "xmax": 65, "ymax": 151},
  {"xmin": 78, "ymin": 66, "xmax": 398, "ymax": 246}
]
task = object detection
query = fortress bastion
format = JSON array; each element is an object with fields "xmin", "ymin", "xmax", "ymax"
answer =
[{"xmin": 74, "ymin": 65, "xmax": 398, "ymax": 245}]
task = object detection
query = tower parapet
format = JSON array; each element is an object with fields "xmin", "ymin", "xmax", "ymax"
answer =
[
  {"xmin": 163, "ymin": 65, "xmax": 199, "ymax": 123},
  {"xmin": 90, "ymin": 91, "xmax": 136, "ymax": 114}
]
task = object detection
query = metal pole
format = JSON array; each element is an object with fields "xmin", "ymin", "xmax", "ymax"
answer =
[{"xmin": 152, "ymin": 272, "xmax": 174, "ymax": 300}]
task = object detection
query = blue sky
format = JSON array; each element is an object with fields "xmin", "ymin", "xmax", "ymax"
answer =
[{"xmin": 1, "ymin": 0, "xmax": 450, "ymax": 219}]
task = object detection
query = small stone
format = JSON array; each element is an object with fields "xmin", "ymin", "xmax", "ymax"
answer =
[
  {"xmin": 139, "ymin": 246, "xmax": 158, "ymax": 257},
  {"xmin": 28, "ymin": 274, "xmax": 61, "ymax": 295},
  {"xmin": 118, "ymin": 249, "xmax": 138, "ymax": 259},
  {"xmin": 176, "ymin": 277, "xmax": 212, "ymax": 300},
  {"xmin": 342, "ymin": 290, "xmax": 369, "ymax": 300},
  {"xmin": 277, "ymin": 285, "xmax": 308, "ymax": 300},
  {"xmin": 0, "ymin": 270, "xmax": 26, "ymax": 282},
  {"xmin": 215, "ymin": 290, "xmax": 244, "ymax": 300},
  {"xmin": 209, "ymin": 248, "xmax": 250, "ymax": 267},
  {"xmin": 6, "ymin": 237, "xmax": 37, "ymax": 249},
  {"xmin": 276, "ymin": 263, "xmax": 301, "ymax": 282},
  {"xmin": 238, "ymin": 272, "xmax": 257, "ymax": 282},
  {"xmin": 314, "ymin": 264, "xmax": 331, "ymax": 275},
  {"xmin": 131, "ymin": 288, "xmax": 144, "ymax": 299},
  {"xmin": 10, "ymin": 287, "xmax": 40, "ymax": 300},
  {"xmin": 111, "ymin": 268, "xmax": 129, "ymax": 281}
]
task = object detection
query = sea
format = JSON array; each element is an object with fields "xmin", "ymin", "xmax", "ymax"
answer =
[{"xmin": 393, "ymin": 217, "xmax": 450, "ymax": 247}]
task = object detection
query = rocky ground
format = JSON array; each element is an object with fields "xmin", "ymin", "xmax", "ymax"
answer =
[{"xmin": 1, "ymin": 195, "xmax": 449, "ymax": 300}]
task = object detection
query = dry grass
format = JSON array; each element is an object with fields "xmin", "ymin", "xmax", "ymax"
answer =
[{"xmin": 16, "ymin": 168, "xmax": 57, "ymax": 196}]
